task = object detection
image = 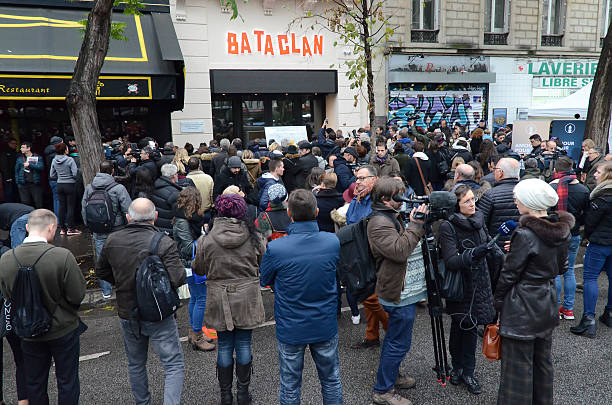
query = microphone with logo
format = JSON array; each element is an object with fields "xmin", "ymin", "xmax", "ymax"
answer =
[{"xmin": 487, "ymin": 220, "xmax": 518, "ymax": 250}]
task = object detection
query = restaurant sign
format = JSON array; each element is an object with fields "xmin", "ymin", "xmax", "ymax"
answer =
[{"xmin": 0, "ymin": 75, "xmax": 152, "ymax": 100}]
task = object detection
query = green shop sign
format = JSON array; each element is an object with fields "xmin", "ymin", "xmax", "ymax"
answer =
[
  {"xmin": 535, "ymin": 77, "xmax": 594, "ymax": 89},
  {"xmin": 524, "ymin": 61, "xmax": 598, "ymax": 76}
]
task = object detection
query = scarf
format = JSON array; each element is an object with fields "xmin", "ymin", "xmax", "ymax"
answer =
[
  {"xmin": 376, "ymin": 152, "xmax": 388, "ymax": 165},
  {"xmin": 552, "ymin": 170, "xmax": 576, "ymax": 211}
]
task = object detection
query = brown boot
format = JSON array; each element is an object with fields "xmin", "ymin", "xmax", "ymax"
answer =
[
  {"xmin": 192, "ymin": 331, "xmax": 216, "ymax": 351},
  {"xmin": 188, "ymin": 329, "xmax": 197, "ymax": 345}
]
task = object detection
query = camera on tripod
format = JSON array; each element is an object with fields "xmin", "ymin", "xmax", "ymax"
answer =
[{"xmin": 393, "ymin": 191, "xmax": 457, "ymax": 223}]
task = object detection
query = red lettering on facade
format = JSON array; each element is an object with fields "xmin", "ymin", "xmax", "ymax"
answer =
[
  {"xmin": 302, "ymin": 36, "xmax": 312, "ymax": 56},
  {"xmin": 291, "ymin": 33, "xmax": 301, "ymax": 54},
  {"xmin": 253, "ymin": 30, "xmax": 265, "ymax": 52},
  {"xmin": 313, "ymin": 35, "xmax": 323, "ymax": 55},
  {"xmin": 425, "ymin": 63, "xmax": 434, "ymax": 72},
  {"xmin": 241, "ymin": 32, "xmax": 252, "ymax": 54},
  {"xmin": 278, "ymin": 35, "xmax": 289, "ymax": 55},
  {"xmin": 264, "ymin": 35, "xmax": 274, "ymax": 55},
  {"xmin": 227, "ymin": 33, "xmax": 238, "ymax": 55}
]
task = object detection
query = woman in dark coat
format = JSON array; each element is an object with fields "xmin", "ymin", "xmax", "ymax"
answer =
[
  {"xmin": 314, "ymin": 172, "xmax": 345, "ymax": 233},
  {"xmin": 438, "ymin": 185, "xmax": 498, "ymax": 395},
  {"xmin": 494, "ymin": 178, "xmax": 573, "ymax": 405}
]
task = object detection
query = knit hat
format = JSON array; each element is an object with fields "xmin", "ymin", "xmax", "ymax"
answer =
[
  {"xmin": 287, "ymin": 145, "xmax": 298, "ymax": 154},
  {"xmin": 268, "ymin": 183, "xmax": 288, "ymax": 206},
  {"xmin": 514, "ymin": 179, "xmax": 559, "ymax": 211},
  {"xmin": 344, "ymin": 147, "xmax": 359, "ymax": 158},
  {"xmin": 227, "ymin": 156, "xmax": 242, "ymax": 169},
  {"xmin": 214, "ymin": 194, "xmax": 247, "ymax": 219}
]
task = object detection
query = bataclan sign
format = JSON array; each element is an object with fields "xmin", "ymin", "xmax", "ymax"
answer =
[{"xmin": 227, "ymin": 31, "xmax": 324, "ymax": 56}]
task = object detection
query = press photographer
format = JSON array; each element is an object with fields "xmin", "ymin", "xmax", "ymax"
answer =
[{"xmin": 128, "ymin": 145, "xmax": 158, "ymax": 180}]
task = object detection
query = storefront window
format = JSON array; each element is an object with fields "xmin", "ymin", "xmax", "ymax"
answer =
[
  {"xmin": 272, "ymin": 98, "xmax": 294, "ymax": 126},
  {"xmin": 411, "ymin": 0, "xmax": 436, "ymax": 30},
  {"xmin": 542, "ymin": 0, "xmax": 566, "ymax": 35},
  {"xmin": 212, "ymin": 99, "xmax": 234, "ymax": 140},
  {"xmin": 242, "ymin": 98, "xmax": 266, "ymax": 141}
]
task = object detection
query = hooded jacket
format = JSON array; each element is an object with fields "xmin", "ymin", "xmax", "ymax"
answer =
[
  {"xmin": 50, "ymin": 155, "xmax": 78, "ymax": 184},
  {"xmin": 494, "ymin": 212, "xmax": 573, "ymax": 340},
  {"xmin": 260, "ymin": 220, "xmax": 339, "ymax": 344},
  {"xmin": 256, "ymin": 172, "xmax": 281, "ymax": 212},
  {"xmin": 193, "ymin": 217, "xmax": 266, "ymax": 331},
  {"xmin": 43, "ymin": 136, "xmax": 63, "ymax": 170},
  {"xmin": 150, "ymin": 176, "xmax": 182, "ymax": 236},
  {"xmin": 81, "ymin": 173, "xmax": 132, "ymax": 230},
  {"xmin": 584, "ymin": 181, "xmax": 612, "ymax": 245}
]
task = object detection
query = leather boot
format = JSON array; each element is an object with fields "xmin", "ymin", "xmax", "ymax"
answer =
[
  {"xmin": 188, "ymin": 329, "xmax": 197, "ymax": 345},
  {"xmin": 599, "ymin": 308, "xmax": 612, "ymax": 328},
  {"xmin": 192, "ymin": 331, "xmax": 216, "ymax": 351},
  {"xmin": 570, "ymin": 314, "xmax": 597, "ymax": 338},
  {"xmin": 235, "ymin": 361, "xmax": 253, "ymax": 405},
  {"xmin": 217, "ymin": 362, "xmax": 233, "ymax": 405}
]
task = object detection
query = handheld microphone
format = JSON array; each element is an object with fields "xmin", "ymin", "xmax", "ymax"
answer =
[{"xmin": 487, "ymin": 220, "xmax": 518, "ymax": 249}]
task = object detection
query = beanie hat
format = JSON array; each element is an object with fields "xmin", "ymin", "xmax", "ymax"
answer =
[
  {"xmin": 227, "ymin": 156, "xmax": 242, "ymax": 169},
  {"xmin": 268, "ymin": 183, "xmax": 288, "ymax": 206},
  {"xmin": 514, "ymin": 179, "xmax": 559, "ymax": 211},
  {"xmin": 214, "ymin": 194, "xmax": 247, "ymax": 219}
]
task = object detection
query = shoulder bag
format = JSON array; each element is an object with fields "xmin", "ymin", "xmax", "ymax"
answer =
[{"xmin": 415, "ymin": 158, "xmax": 433, "ymax": 196}]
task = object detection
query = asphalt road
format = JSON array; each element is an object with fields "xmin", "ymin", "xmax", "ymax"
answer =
[{"xmin": 1, "ymin": 274, "xmax": 610, "ymax": 405}]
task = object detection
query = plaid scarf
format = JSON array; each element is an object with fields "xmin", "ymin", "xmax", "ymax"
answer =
[{"xmin": 552, "ymin": 170, "xmax": 576, "ymax": 211}]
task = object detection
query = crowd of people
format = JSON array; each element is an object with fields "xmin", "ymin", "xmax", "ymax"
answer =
[{"xmin": 0, "ymin": 119, "xmax": 611, "ymax": 405}]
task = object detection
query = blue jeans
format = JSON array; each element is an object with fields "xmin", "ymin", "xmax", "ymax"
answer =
[
  {"xmin": 374, "ymin": 304, "xmax": 416, "ymax": 393},
  {"xmin": 277, "ymin": 335, "xmax": 342, "ymax": 405},
  {"xmin": 186, "ymin": 276, "xmax": 206, "ymax": 332},
  {"xmin": 556, "ymin": 234, "xmax": 581, "ymax": 310},
  {"xmin": 217, "ymin": 329, "xmax": 252, "ymax": 367},
  {"xmin": 582, "ymin": 243, "xmax": 612, "ymax": 316},
  {"xmin": 93, "ymin": 233, "xmax": 112, "ymax": 296},
  {"xmin": 10, "ymin": 213, "xmax": 29, "ymax": 248},
  {"xmin": 49, "ymin": 180, "xmax": 60, "ymax": 219},
  {"xmin": 120, "ymin": 316, "xmax": 184, "ymax": 405}
]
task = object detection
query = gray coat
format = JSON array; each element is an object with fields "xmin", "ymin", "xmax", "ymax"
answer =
[
  {"xmin": 50, "ymin": 155, "xmax": 77, "ymax": 184},
  {"xmin": 81, "ymin": 173, "xmax": 132, "ymax": 229}
]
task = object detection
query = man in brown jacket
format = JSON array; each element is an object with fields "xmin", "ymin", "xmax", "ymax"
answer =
[{"xmin": 366, "ymin": 178, "xmax": 427, "ymax": 405}]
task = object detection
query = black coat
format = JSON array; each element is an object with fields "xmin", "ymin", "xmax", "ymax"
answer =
[
  {"xmin": 130, "ymin": 159, "xmax": 158, "ymax": 180},
  {"xmin": 439, "ymin": 212, "xmax": 497, "ymax": 325},
  {"xmin": 405, "ymin": 154, "xmax": 432, "ymax": 196},
  {"xmin": 150, "ymin": 177, "xmax": 182, "ymax": 235},
  {"xmin": 494, "ymin": 212, "xmax": 573, "ymax": 340},
  {"xmin": 550, "ymin": 180, "xmax": 590, "ymax": 236},
  {"xmin": 584, "ymin": 182, "xmax": 612, "ymax": 245},
  {"xmin": 211, "ymin": 151, "xmax": 228, "ymax": 179},
  {"xmin": 295, "ymin": 153, "xmax": 319, "ymax": 189},
  {"xmin": 315, "ymin": 189, "xmax": 345, "ymax": 233},
  {"xmin": 477, "ymin": 178, "xmax": 520, "ymax": 249},
  {"xmin": 426, "ymin": 150, "xmax": 447, "ymax": 183},
  {"xmin": 470, "ymin": 138, "xmax": 482, "ymax": 156},
  {"xmin": 213, "ymin": 166, "xmax": 254, "ymax": 203},
  {"xmin": 449, "ymin": 148, "xmax": 472, "ymax": 163}
]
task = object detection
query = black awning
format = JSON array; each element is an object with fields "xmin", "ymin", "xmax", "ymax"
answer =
[
  {"xmin": 210, "ymin": 70, "xmax": 338, "ymax": 94},
  {"xmin": 0, "ymin": 6, "xmax": 184, "ymax": 108}
]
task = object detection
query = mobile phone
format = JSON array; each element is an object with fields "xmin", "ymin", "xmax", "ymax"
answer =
[{"xmin": 324, "ymin": 118, "xmax": 329, "ymax": 125}]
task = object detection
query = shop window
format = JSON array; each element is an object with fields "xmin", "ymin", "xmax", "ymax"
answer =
[
  {"xmin": 541, "ymin": 0, "xmax": 566, "ymax": 46},
  {"xmin": 212, "ymin": 99, "xmax": 234, "ymax": 140},
  {"xmin": 484, "ymin": 0, "xmax": 509, "ymax": 45},
  {"xmin": 411, "ymin": 0, "xmax": 438, "ymax": 43},
  {"xmin": 272, "ymin": 98, "xmax": 294, "ymax": 126},
  {"xmin": 242, "ymin": 98, "xmax": 266, "ymax": 141},
  {"xmin": 602, "ymin": 0, "xmax": 612, "ymax": 47}
]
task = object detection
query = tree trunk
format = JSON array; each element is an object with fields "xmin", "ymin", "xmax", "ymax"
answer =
[
  {"xmin": 66, "ymin": 0, "xmax": 114, "ymax": 186},
  {"xmin": 361, "ymin": 0, "xmax": 377, "ymax": 145},
  {"xmin": 584, "ymin": 23, "xmax": 612, "ymax": 152}
]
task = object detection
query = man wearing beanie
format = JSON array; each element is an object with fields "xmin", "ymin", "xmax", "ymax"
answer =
[
  {"xmin": 494, "ymin": 178, "xmax": 573, "ymax": 405},
  {"xmin": 213, "ymin": 156, "xmax": 253, "ymax": 201}
]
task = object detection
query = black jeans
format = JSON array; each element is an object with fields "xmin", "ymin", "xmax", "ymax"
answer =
[
  {"xmin": 57, "ymin": 183, "xmax": 76, "ymax": 230},
  {"xmin": 17, "ymin": 183, "xmax": 44, "ymax": 208},
  {"xmin": 21, "ymin": 323, "xmax": 85, "ymax": 405},
  {"xmin": 449, "ymin": 314, "xmax": 478, "ymax": 377},
  {"xmin": 0, "ymin": 332, "xmax": 28, "ymax": 401}
]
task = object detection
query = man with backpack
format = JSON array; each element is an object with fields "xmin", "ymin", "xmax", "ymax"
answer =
[
  {"xmin": 0, "ymin": 209, "xmax": 87, "ymax": 405},
  {"xmin": 95, "ymin": 198, "xmax": 185, "ymax": 405},
  {"xmin": 82, "ymin": 160, "xmax": 132, "ymax": 299}
]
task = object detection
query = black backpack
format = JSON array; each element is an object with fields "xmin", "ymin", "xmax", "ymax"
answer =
[
  {"xmin": 336, "ymin": 212, "xmax": 401, "ymax": 302},
  {"xmin": 135, "ymin": 232, "xmax": 180, "ymax": 322},
  {"xmin": 84, "ymin": 182, "xmax": 120, "ymax": 233},
  {"xmin": 11, "ymin": 247, "xmax": 54, "ymax": 338}
]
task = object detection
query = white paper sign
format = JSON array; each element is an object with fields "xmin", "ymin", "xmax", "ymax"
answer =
[
  {"xmin": 180, "ymin": 121, "xmax": 205, "ymax": 133},
  {"xmin": 264, "ymin": 126, "xmax": 308, "ymax": 146}
]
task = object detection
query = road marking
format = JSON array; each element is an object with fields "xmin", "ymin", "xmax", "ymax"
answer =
[{"xmin": 79, "ymin": 351, "xmax": 110, "ymax": 362}]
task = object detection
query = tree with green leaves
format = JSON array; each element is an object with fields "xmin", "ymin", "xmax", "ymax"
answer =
[
  {"xmin": 293, "ymin": 0, "xmax": 396, "ymax": 141},
  {"xmin": 67, "ymin": 0, "xmax": 239, "ymax": 184},
  {"xmin": 585, "ymin": 22, "xmax": 612, "ymax": 152}
]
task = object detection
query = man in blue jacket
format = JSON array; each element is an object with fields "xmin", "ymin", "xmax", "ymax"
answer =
[
  {"xmin": 15, "ymin": 141, "xmax": 45, "ymax": 208},
  {"xmin": 260, "ymin": 189, "xmax": 342, "ymax": 405}
]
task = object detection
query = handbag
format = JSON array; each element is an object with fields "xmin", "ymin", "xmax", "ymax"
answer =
[
  {"xmin": 482, "ymin": 322, "xmax": 501, "ymax": 361},
  {"xmin": 415, "ymin": 158, "xmax": 433, "ymax": 196},
  {"xmin": 436, "ymin": 222, "xmax": 464, "ymax": 301}
]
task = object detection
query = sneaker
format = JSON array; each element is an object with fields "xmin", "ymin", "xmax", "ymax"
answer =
[
  {"xmin": 373, "ymin": 389, "xmax": 412, "ymax": 405},
  {"xmin": 395, "ymin": 373, "xmax": 416, "ymax": 390},
  {"xmin": 102, "ymin": 293, "xmax": 112, "ymax": 300},
  {"xmin": 560, "ymin": 307, "xmax": 575, "ymax": 320},
  {"xmin": 351, "ymin": 314, "xmax": 361, "ymax": 325},
  {"xmin": 67, "ymin": 229, "xmax": 82, "ymax": 236},
  {"xmin": 352, "ymin": 338, "xmax": 380, "ymax": 349}
]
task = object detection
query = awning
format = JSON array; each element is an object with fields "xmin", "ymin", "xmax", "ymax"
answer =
[
  {"xmin": 388, "ymin": 71, "xmax": 496, "ymax": 84},
  {"xmin": 0, "ymin": 5, "xmax": 184, "ymax": 108},
  {"xmin": 210, "ymin": 70, "xmax": 338, "ymax": 94}
]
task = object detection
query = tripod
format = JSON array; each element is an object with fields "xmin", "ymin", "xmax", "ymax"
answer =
[{"xmin": 421, "ymin": 222, "xmax": 450, "ymax": 386}]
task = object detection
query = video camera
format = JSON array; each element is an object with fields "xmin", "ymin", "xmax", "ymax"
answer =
[{"xmin": 393, "ymin": 191, "xmax": 457, "ymax": 223}]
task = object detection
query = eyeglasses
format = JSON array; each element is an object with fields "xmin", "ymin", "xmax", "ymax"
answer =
[
  {"xmin": 356, "ymin": 175, "xmax": 375, "ymax": 182},
  {"xmin": 461, "ymin": 197, "xmax": 478, "ymax": 206}
]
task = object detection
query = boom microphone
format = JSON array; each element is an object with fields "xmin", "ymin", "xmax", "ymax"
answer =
[{"xmin": 487, "ymin": 220, "xmax": 518, "ymax": 249}]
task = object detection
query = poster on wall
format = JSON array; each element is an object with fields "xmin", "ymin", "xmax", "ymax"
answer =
[
  {"xmin": 264, "ymin": 126, "xmax": 308, "ymax": 147},
  {"xmin": 492, "ymin": 108, "xmax": 507, "ymax": 133},
  {"xmin": 511, "ymin": 121, "xmax": 551, "ymax": 155},
  {"xmin": 550, "ymin": 120, "xmax": 585, "ymax": 161},
  {"xmin": 388, "ymin": 90, "xmax": 485, "ymax": 132}
]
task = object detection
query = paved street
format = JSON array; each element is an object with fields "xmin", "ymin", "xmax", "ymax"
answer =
[{"xmin": 1, "ymin": 272, "xmax": 610, "ymax": 405}]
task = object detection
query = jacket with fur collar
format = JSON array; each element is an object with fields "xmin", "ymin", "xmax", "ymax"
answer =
[{"xmin": 494, "ymin": 211, "xmax": 573, "ymax": 340}]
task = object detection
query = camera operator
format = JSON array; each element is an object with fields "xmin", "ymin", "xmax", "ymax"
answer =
[
  {"xmin": 333, "ymin": 147, "xmax": 358, "ymax": 193},
  {"xmin": 529, "ymin": 134, "xmax": 544, "ymax": 157},
  {"xmin": 438, "ymin": 185, "xmax": 498, "ymax": 395},
  {"xmin": 128, "ymin": 145, "xmax": 158, "ymax": 180},
  {"xmin": 366, "ymin": 177, "xmax": 427, "ymax": 405}
]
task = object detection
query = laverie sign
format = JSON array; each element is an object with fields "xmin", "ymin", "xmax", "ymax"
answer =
[{"xmin": 517, "ymin": 60, "xmax": 598, "ymax": 76}]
